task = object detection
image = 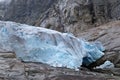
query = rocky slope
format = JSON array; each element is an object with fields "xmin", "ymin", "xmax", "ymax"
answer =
[
  {"xmin": 1, "ymin": 0, "xmax": 120, "ymax": 35},
  {"xmin": 79, "ymin": 21, "xmax": 120, "ymax": 68},
  {"xmin": 0, "ymin": 0, "xmax": 11, "ymax": 18}
]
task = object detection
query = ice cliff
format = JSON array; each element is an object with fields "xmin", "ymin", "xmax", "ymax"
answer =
[{"xmin": 0, "ymin": 21, "xmax": 104, "ymax": 70}]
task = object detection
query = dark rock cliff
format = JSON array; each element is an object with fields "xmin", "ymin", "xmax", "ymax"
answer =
[{"xmin": 3, "ymin": 0, "xmax": 57, "ymax": 25}]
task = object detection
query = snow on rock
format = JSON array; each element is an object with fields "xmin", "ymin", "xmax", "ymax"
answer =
[{"xmin": 0, "ymin": 21, "xmax": 104, "ymax": 70}]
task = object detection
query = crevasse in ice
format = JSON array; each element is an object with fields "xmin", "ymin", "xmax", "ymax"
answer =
[{"xmin": 0, "ymin": 21, "xmax": 105, "ymax": 70}]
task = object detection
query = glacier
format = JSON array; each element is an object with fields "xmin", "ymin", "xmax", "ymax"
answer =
[{"xmin": 0, "ymin": 21, "xmax": 105, "ymax": 70}]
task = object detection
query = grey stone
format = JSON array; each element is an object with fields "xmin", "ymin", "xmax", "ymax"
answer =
[
  {"xmin": 1, "ymin": 0, "xmax": 120, "ymax": 36},
  {"xmin": 78, "ymin": 21, "xmax": 120, "ymax": 67}
]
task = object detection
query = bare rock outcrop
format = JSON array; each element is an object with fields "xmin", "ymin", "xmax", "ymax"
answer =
[
  {"xmin": 78, "ymin": 21, "xmax": 120, "ymax": 68},
  {"xmin": 1, "ymin": 0, "xmax": 120, "ymax": 36}
]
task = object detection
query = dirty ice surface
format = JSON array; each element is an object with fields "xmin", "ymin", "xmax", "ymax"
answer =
[{"xmin": 0, "ymin": 21, "xmax": 105, "ymax": 70}]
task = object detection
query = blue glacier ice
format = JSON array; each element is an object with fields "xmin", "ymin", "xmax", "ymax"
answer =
[
  {"xmin": 96, "ymin": 60, "xmax": 114, "ymax": 69},
  {"xmin": 0, "ymin": 21, "xmax": 105, "ymax": 70}
]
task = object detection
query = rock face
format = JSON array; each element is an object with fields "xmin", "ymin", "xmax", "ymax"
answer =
[
  {"xmin": 1, "ymin": 0, "xmax": 120, "ymax": 35},
  {"xmin": 0, "ymin": 21, "xmax": 105, "ymax": 70},
  {"xmin": 78, "ymin": 21, "xmax": 120, "ymax": 67},
  {"xmin": 3, "ymin": 0, "xmax": 57, "ymax": 25},
  {"xmin": 0, "ymin": 0, "xmax": 10, "ymax": 19}
]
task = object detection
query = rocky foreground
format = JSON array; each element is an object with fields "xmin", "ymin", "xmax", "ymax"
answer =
[{"xmin": 0, "ymin": 52, "xmax": 119, "ymax": 80}]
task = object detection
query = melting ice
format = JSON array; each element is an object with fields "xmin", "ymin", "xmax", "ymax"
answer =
[{"xmin": 0, "ymin": 21, "xmax": 105, "ymax": 70}]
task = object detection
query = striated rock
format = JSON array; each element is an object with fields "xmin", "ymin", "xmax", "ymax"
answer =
[
  {"xmin": 0, "ymin": 0, "xmax": 10, "ymax": 20},
  {"xmin": 3, "ymin": 0, "xmax": 57, "ymax": 25},
  {"xmin": 78, "ymin": 21, "xmax": 120, "ymax": 67},
  {"xmin": 0, "ymin": 0, "xmax": 120, "ymax": 36},
  {"xmin": 1, "ymin": 0, "xmax": 120, "ymax": 36}
]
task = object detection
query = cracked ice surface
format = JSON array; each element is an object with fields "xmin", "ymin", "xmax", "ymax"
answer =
[{"xmin": 0, "ymin": 21, "xmax": 104, "ymax": 70}]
